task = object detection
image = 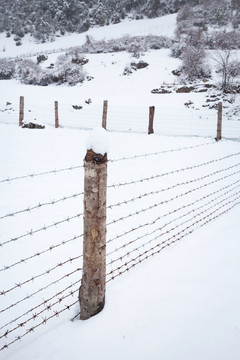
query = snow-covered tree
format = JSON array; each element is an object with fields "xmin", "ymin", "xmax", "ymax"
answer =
[{"xmin": 181, "ymin": 28, "xmax": 210, "ymax": 81}]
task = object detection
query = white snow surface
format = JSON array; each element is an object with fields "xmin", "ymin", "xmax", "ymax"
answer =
[{"xmin": 0, "ymin": 14, "xmax": 240, "ymax": 360}]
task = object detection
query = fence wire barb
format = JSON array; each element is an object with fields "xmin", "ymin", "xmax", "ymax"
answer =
[
  {"xmin": 0, "ymin": 234, "xmax": 83, "ymax": 273},
  {"xmin": 0, "ymin": 192, "xmax": 84, "ymax": 220},
  {"xmin": 1, "ymin": 146, "xmax": 240, "ymax": 353},
  {"xmin": 109, "ymin": 140, "xmax": 215, "ymax": 162},
  {"xmin": 106, "ymin": 182, "xmax": 240, "ymax": 255},
  {"xmin": 0, "ymin": 280, "xmax": 80, "ymax": 340},
  {"xmin": 1, "ymin": 256, "xmax": 82, "ymax": 298},
  {"xmin": 0, "ymin": 298, "xmax": 79, "ymax": 351},
  {"xmin": 107, "ymin": 190, "xmax": 240, "ymax": 268},
  {"xmin": 0, "ymin": 165, "xmax": 83, "ymax": 184},
  {"xmin": 107, "ymin": 165, "xmax": 240, "ymax": 228},
  {"xmin": 108, "ymin": 151, "xmax": 240, "ymax": 188},
  {"xmin": 106, "ymin": 198, "xmax": 240, "ymax": 282},
  {"xmin": 1, "ymin": 212, "xmax": 83, "ymax": 247},
  {"xmin": 0, "ymin": 266, "xmax": 82, "ymax": 315}
]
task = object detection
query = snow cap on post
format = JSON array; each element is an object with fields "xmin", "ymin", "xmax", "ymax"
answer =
[{"xmin": 85, "ymin": 127, "xmax": 109, "ymax": 163}]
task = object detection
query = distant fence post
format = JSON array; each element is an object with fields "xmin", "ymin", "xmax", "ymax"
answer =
[
  {"xmin": 54, "ymin": 101, "xmax": 59, "ymax": 128},
  {"xmin": 19, "ymin": 96, "xmax": 24, "ymax": 126},
  {"xmin": 148, "ymin": 106, "xmax": 155, "ymax": 134},
  {"xmin": 102, "ymin": 100, "xmax": 108, "ymax": 129},
  {"xmin": 216, "ymin": 102, "xmax": 222, "ymax": 141},
  {"xmin": 79, "ymin": 146, "xmax": 108, "ymax": 320}
]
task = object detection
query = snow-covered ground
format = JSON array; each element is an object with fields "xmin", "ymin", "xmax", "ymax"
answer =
[{"xmin": 1, "ymin": 14, "xmax": 240, "ymax": 360}]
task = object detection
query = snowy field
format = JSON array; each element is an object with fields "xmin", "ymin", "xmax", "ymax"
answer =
[{"xmin": 1, "ymin": 14, "xmax": 240, "ymax": 360}]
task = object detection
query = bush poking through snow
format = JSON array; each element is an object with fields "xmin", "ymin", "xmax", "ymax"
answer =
[
  {"xmin": 123, "ymin": 60, "xmax": 149, "ymax": 75},
  {"xmin": 0, "ymin": 58, "xmax": 16, "ymax": 80}
]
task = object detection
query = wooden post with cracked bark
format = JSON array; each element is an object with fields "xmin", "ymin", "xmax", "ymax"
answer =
[
  {"xmin": 55, "ymin": 101, "xmax": 59, "ymax": 128},
  {"xmin": 216, "ymin": 102, "xmax": 222, "ymax": 141},
  {"xmin": 148, "ymin": 106, "xmax": 155, "ymax": 134},
  {"xmin": 79, "ymin": 148, "xmax": 107, "ymax": 320},
  {"xmin": 102, "ymin": 100, "xmax": 108, "ymax": 129},
  {"xmin": 19, "ymin": 96, "xmax": 24, "ymax": 126}
]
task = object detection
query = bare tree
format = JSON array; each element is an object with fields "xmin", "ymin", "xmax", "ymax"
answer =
[
  {"xmin": 212, "ymin": 50, "xmax": 240, "ymax": 91},
  {"xmin": 210, "ymin": 31, "xmax": 240, "ymax": 92},
  {"xmin": 181, "ymin": 28, "xmax": 210, "ymax": 81}
]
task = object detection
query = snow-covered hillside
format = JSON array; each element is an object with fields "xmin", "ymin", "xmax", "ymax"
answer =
[
  {"xmin": 0, "ymin": 14, "xmax": 177, "ymax": 58},
  {"xmin": 0, "ymin": 14, "xmax": 240, "ymax": 360}
]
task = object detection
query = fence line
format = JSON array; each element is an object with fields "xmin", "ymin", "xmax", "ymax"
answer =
[
  {"xmin": 1, "ymin": 96, "xmax": 239, "ymax": 139},
  {"xmin": 1, "ymin": 143, "xmax": 240, "ymax": 352}
]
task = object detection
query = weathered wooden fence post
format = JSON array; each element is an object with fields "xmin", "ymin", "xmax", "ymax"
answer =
[
  {"xmin": 102, "ymin": 100, "xmax": 108, "ymax": 129},
  {"xmin": 79, "ymin": 132, "xmax": 108, "ymax": 320},
  {"xmin": 148, "ymin": 106, "xmax": 155, "ymax": 134},
  {"xmin": 216, "ymin": 102, "xmax": 222, "ymax": 141},
  {"xmin": 54, "ymin": 101, "xmax": 59, "ymax": 128},
  {"xmin": 19, "ymin": 96, "xmax": 24, "ymax": 126}
]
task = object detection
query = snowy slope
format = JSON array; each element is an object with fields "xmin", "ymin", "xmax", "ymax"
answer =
[
  {"xmin": 0, "ymin": 13, "xmax": 177, "ymax": 58},
  {"xmin": 0, "ymin": 13, "xmax": 240, "ymax": 360}
]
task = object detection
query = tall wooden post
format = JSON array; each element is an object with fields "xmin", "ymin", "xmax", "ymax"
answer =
[
  {"xmin": 216, "ymin": 102, "xmax": 222, "ymax": 141},
  {"xmin": 148, "ymin": 106, "xmax": 155, "ymax": 134},
  {"xmin": 102, "ymin": 100, "xmax": 108, "ymax": 129},
  {"xmin": 19, "ymin": 96, "xmax": 24, "ymax": 126},
  {"xmin": 55, "ymin": 101, "xmax": 59, "ymax": 128},
  {"xmin": 79, "ymin": 148, "xmax": 108, "ymax": 320}
]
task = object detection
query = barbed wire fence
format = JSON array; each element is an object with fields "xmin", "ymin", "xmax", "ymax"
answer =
[
  {"xmin": 1, "ymin": 138, "xmax": 240, "ymax": 351},
  {"xmin": 1, "ymin": 96, "xmax": 240, "ymax": 139}
]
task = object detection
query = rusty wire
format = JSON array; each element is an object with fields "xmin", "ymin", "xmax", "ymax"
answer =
[
  {"xmin": 1, "ymin": 212, "xmax": 83, "ymax": 248},
  {"xmin": 0, "ymin": 192, "xmax": 84, "ymax": 220},
  {"xmin": 107, "ymin": 190, "xmax": 240, "ymax": 268},
  {"xmin": 0, "ymin": 297, "xmax": 79, "ymax": 351},
  {"xmin": 0, "ymin": 165, "xmax": 84, "ymax": 184},
  {"xmin": 106, "ymin": 181, "xmax": 240, "ymax": 257},
  {"xmin": 106, "ymin": 196, "xmax": 240, "ymax": 282},
  {"xmin": 0, "ymin": 264, "xmax": 82, "ymax": 312},
  {"xmin": 0, "ymin": 280, "xmax": 80, "ymax": 340},
  {"xmin": 0, "ymin": 233, "xmax": 83, "ymax": 273},
  {"xmin": 107, "ymin": 165, "xmax": 240, "ymax": 228},
  {"xmin": 1, "ymin": 255, "xmax": 80, "ymax": 297},
  {"xmin": 109, "ymin": 140, "xmax": 215, "ymax": 163},
  {"xmin": 1, "ymin": 149, "xmax": 240, "ymax": 353},
  {"xmin": 108, "ymin": 151, "xmax": 240, "ymax": 188},
  {"xmin": 0, "ymin": 276, "xmax": 81, "ymax": 333}
]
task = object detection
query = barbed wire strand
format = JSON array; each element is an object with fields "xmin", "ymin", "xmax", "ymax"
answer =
[
  {"xmin": 107, "ymin": 165, "xmax": 240, "ymax": 228},
  {"xmin": 0, "ymin": 192, "xmax": 84, "ymax": 220},
  {"xmin": 0, "ymin": 266, "xmax": 82, "ymax": 314},
  {"xmin": 0, "ymin": 297, "xmax": 79, "ymax": 352},
  {"xmin": 0, "ymin": 255, "xmax": 81, "ymax": 298},
  {"xmin": 0, "ymin": 280, "xmax": 80, "ymax": 339},
  {"xmin": 0, "ymin": 165, "xmax": 84, "ymax": 184},
  {"xmin": 108, "ymin": 151, "xmax": 240, "ymax": 189},
  {"xmin": 0, "ymin": 234, "xmax": 83, "ymax": 273},
  {"xmin": 109, "ymin": 140, "xmax": 215, "ymax": 163},
  {"xmin": 106, "ymin": 183, "xmax": 240, "ymax": 258},
  {"xmin": 0, "ymin": 212, "xmax": 83, "ymax": 248},
  {"xmin": 107, "ymin": 190, "xmax": 240, "ymax": 268},
  {"xmin": 107, "ymin": 170, "xmax": 240, "ymax": 221},
  {"xmin": 106, "ymin": 197, "xmax": 240, "ymax": 282}
]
